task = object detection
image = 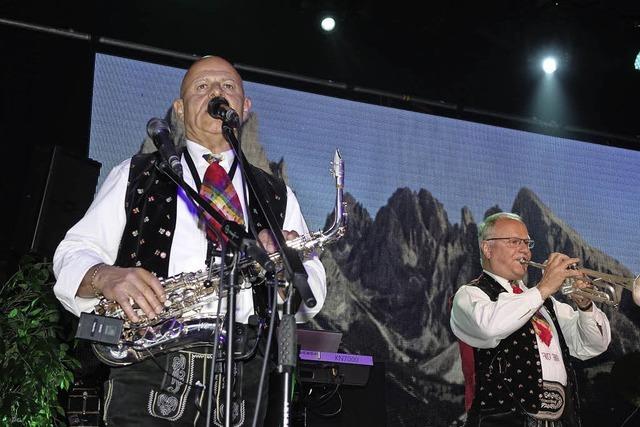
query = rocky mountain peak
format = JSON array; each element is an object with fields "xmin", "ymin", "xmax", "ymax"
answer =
[{"xmin": 513, "ymin": 187, "xmax": 632, "ymax": 277}]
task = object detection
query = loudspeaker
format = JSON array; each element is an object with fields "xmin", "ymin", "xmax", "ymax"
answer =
[
  {"xmin": 295, "ymin": 362, "xmax": 387, "ymax": 427},
  {"xmin": 11, "ymin": 145, "xmax": 101, "ymax": 260}
]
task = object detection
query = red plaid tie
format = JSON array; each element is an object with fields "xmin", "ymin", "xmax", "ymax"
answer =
[
  {"xmin": 199, "ymin": 158, "xmax": 244, "ymax": 243},
  {"xmin": 511, "ymin": 282, "xmax": 553, "ymax": 346}
]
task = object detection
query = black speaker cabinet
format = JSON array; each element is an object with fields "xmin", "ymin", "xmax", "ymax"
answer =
[
  {"xmin": 11, "ymin": 145, "xmax": 101, "ymax": 260},
  {"xmin": 295, "ymin": 362, "xmax": 387, "ymax": 427}
]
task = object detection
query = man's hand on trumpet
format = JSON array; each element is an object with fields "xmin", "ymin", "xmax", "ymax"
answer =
[
  {"xmin": 536, "ymin": 252, "xmax": 583, "ymax": 300},
  {"xmin": 568, "ymin": 275, "xmax": 594, "ymax": 311}
]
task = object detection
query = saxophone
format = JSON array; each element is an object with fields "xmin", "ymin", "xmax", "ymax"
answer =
[{"xmin": 92, "ymin": 150, "xmax": 346, "ymax": 366}]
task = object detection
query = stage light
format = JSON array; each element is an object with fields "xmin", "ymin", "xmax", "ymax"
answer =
[
  {"xmin": 321, "ymin": 16, "xmax": 336, "ymax": 32},
  {"xmin": 542, "ymin": 57, "xmax": 557, "ymax": 74},
  {"xmin": 635, "ymin": 51, "xmax": 640, "ymax": 70}
]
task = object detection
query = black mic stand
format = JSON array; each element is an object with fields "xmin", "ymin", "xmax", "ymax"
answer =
[
  {"xmin": 152, "ymin": 157, "xmax": 274, "ymax": 427},
  {"xmin": 219, "ymin": 123, "xmax": 317, "ymax": 427}
]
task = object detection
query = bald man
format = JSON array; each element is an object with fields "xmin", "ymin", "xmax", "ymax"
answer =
[{"xmin": 54, "ymin": 56, "xmax": 327, "ymax": 426}]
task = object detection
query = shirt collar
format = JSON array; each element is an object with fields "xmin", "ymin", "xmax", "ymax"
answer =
[
  {"xmin": 483, "ymin": 269, "xmax": 523, "ymax": 293},
  {"xmin": 185, "ymin": 139, "xmax": 235, "ymax": 171}
]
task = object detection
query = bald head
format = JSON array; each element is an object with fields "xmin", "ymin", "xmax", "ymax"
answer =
[
  {"xmin": 180, "ymin": 56, "xmax": 244, "ymax": 98},
  {"xmin": 173, "ymin": 55, "xmax": 251, "ymax": 153}
]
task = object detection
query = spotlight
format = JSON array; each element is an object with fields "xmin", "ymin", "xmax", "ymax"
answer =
[
  {"xmin": 635, "ymin": 51, "xmax": 640, "ymax": 71},
  {"xmin": 542, "ymin": 57, "xmax": 557, "ymax": 74},
  {"xmin": 320, "ymin": 16, "xmax": 336, "ymax": 32}
]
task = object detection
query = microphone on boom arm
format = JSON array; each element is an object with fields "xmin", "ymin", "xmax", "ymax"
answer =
[
  {"xmin": 146, "ymin": 118, "xmax": 183, "ymax": 178},
  {"xmin": 207, "ymin": 96, "xmax": 240, "ymax": 129}
]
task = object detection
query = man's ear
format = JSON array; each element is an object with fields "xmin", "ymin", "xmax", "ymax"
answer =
[
  {"xmin": 242, "ymin": 97, "xmax": 252, "ymax": 117},
  {"xmin": 480, "ymin": 241, "xmax": 492, "ymax": 261},
  {"xmin": 173, "ymin": 98, "xmax": 184, "ymax": 120}
]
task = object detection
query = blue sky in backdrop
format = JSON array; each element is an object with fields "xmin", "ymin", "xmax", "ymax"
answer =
[{"xmin": 90, "ymin": 54, "xmax": 640, "ymax": 274}]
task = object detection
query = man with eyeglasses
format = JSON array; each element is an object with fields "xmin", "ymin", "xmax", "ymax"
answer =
[{"xmin": 450, "ymin": 212, "xmax": 611, "ymax": 427}]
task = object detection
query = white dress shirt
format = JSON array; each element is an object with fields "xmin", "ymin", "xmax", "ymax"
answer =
[
  {"xmin": 450, "ymin": 270, "xmax": 611, "ymax": 385},
  {"xmin": 53, "ymin": 140, "xmax": 327, "ymax": 323}
]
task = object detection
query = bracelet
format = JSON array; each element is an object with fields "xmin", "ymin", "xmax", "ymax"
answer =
[{"xmin": 89, "ymin": 264, "xmax": 106, "ymax": 298}]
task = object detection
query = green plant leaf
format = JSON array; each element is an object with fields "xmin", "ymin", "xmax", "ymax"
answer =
[{"xmin": 1, "ymin": 258, "xmax": 79, "ymax": 425}]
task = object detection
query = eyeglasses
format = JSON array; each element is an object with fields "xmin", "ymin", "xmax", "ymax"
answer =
[{"xmin": 484, "ymin": 237, "xmax": 535, "ymax": 249}]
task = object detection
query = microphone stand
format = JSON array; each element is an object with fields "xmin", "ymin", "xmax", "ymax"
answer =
[
  {"xmin": 152, "ymin": 159, "xmax": 273, "ymax": 427},
  {"xmin": 223, "ymin": 249, "xmax": 238, "ymax": 427},
  {"xmin": 220, "ymin": 123, "xmax": 316, "ymax": 427}
]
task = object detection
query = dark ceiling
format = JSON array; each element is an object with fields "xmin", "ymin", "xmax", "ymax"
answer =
[
  {"xmin": 1, "ymin": 0, "xmax": 639, "ymax": 277},
  {"xmin": 2, "ymin": 0, "xmax": 640, "ymax": 146}
]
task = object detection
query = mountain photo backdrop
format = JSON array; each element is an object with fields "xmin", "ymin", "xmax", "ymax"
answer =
[{"xmin": 90, "ymin": 54, "xmax": 640, "ymax": 426}]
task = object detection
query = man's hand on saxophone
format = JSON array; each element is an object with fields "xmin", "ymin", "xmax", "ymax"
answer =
[
  {"xmin": 257, "ymin": 229, "xmax": 300, "ymax": 254},
  {"xmin": 79, "ymin": 263, "xmax": 166, "ymax": 323},
  {"xmin": 258, "ymin": 228, "xmax": 302, "ymax": 300}
]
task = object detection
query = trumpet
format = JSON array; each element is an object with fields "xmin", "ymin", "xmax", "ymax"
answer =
[{"xmin": 519, "ymin": 258, "xmax": 640, "ymax": 308}]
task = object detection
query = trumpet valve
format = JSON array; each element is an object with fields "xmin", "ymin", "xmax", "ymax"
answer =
[{"xmin": 560, "ymin": 278, "xmax": 575, "ymax": 295}]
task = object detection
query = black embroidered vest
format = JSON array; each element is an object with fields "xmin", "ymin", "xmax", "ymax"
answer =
[
  {"xmin": 114, "ymin": 152, "xmax": 287, "ymax": 279},
  {"xmin": 467, "ymin": 273, "xmax": 581, "ymax": 426}
]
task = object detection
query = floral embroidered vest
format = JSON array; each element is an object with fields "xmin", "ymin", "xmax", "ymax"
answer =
[
  {"xmin": 114, "ymin": 152, "xmax": 287, "ymax": 279},
  {"xmin": 465, "ymin": 273, "xmax": 581, "ymax": 427}
]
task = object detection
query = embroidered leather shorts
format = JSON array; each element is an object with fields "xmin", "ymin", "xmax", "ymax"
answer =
[{"xmin": 102, "ymin": 324, "xmax": 267, "ymax": 426}]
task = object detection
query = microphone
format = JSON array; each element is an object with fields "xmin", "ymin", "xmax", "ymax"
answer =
[
  {"xmin": 207, "ymin": 97, "xmax": 240, "ymax": 128},
  {"xmin": 146, "ymin": 118, "xmax": 183, "ymax": 178}
]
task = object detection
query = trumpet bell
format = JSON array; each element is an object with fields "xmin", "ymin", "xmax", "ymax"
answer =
[
  {"xmin": 520, "ymin": 258, "xmax": 639, "ymax": 308},
  {"xmin": 560, "ymin": 278, "xmax": 619, "ymax": 307}
]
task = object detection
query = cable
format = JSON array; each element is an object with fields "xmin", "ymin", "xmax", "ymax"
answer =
[
  {"xmin": 315, "ymin": 393, "xmax": 342, "ymax": 418},
  {"xmin": 620, "ymin": 406, "xmax": 639, "ymax": 427},
  {"xmin": 251, "ymin": 275, "xmax": 279, "ymax": 427},
  {"xmin": 305, "ymin": 383, "xmax": 340, "ymax": 408},
  {"xmin": 145, "ymin": 348, "xmax": 198, "ymax": 387},
  {"xmin": 193, "ymin": 380, "xmax": 206, "ymax": 415},
  {"xmin": 215, "ymin": 370, "xmax": 223, "ymax": 424},
  {"xmin": 206, "ymin": 240, "xmax": 227, "ymax": 427},
  {"xmin": 305, "ymin": 384, "xmax": 343, "ymax": 418}
]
